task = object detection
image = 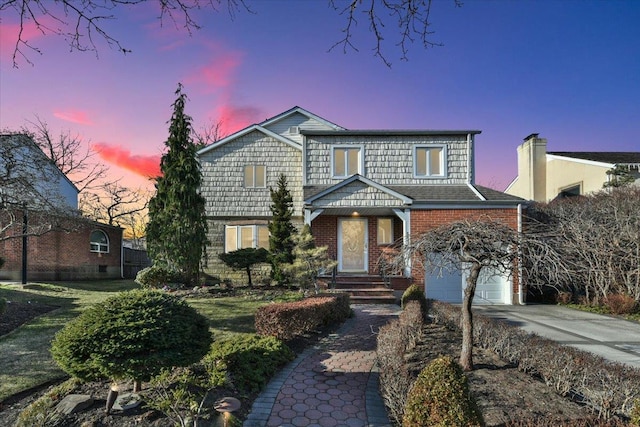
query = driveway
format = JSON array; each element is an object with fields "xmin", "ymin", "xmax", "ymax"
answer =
[{"xmin": 473, "ymin": 304, "xmax": 640, "ymax": 368}]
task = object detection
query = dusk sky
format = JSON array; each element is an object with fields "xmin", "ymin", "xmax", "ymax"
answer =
[{"xmin": 1, "ymin": 0, "xmax": 639, "ymax": 192}]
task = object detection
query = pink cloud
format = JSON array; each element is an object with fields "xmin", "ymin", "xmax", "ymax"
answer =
[
  {"xmin": 54, "ymin": 110, "xmax": 94, "ymax": 126},
  {"xmin": 186, "ymin": 52, "xmax": 243, "ymax": 90},
  {"xmin": 215, "ymin": 104, "xmax": 262, "ymax": 136},
  {"xmin": 93, "ymin": 142, "xmax": 161, "ymax": 178},
  {"xmin": 0, "ymin": 19, "xmax": 52, "ymax": 62}
]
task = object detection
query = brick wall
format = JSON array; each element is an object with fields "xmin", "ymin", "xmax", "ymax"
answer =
[{"xmin": 0, "ymin": 212, "xmax": 122, "ymax": 281}]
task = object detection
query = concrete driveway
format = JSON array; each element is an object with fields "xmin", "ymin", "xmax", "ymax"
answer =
[{"xmin": 473, "ymin": 304, "xmax": 640, "ymax": 368}]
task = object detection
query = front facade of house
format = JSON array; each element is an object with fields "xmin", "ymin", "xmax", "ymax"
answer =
[
  {"xmin": 506, "ymin": 133, "xmax": 640, "ymax": 201},
  {"xmin": 198, "ymin": 107, "xmax": 526, "ymax": 304}
]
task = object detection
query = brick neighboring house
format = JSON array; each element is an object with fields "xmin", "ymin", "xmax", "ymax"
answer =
[
  {"xmin": 506, "ymin": 133, "xmax": 640, "ymax": 201},
  {"xmin": 0, "ymin": 133, "xmax": 123, "ymax": 281},
  {"xmin": 198, "ymin": 107, "xmax": 526, "ymax": 304}
]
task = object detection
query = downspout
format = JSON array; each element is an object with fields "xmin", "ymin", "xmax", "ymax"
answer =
[
  {"xmin": 517, "ymin": 203, "xmax": 525, "ymax": 305},
  {"xmin": 121, "ymin": 230, "xmax": 124, "ymax": 279}
]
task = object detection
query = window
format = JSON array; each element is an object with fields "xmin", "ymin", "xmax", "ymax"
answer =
[
  {"xmin": 414, "ymin": 145, "xmax": 446, "ymax": 178},
  {"xmin": 377, "ymin": 218, "xmax": 394, "ymax": 244},
  {"xmin": 225, "ymin": 225, "xmax": 269, "ymax": 252},
  {"xmin": 90, "ymin": 230, "xmax": 109, "ymax": 253},
  {"xmin": 557, "ymin": 184, "xmax": 581, "ymax": 199},
  {"xmin": 332, "ymin": 146, "xmax": 362, "ymax": 178},
  {"xmin": 244, "ymin": 165, "xmax": 266, "ymax": 188}
]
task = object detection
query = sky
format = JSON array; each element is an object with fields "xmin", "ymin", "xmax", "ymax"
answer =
[{"xmin": 1, "ymin": 0, "xmax": 639, "ymax": 192}]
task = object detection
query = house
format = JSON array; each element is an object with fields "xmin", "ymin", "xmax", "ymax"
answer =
[
  {"xmin": 198, "ymin": 107, "xmax": 526, "ymax": 304},
  {"xmin": 0, "ymin": 133, "xmax": 123, "ymax": 281},
  {"xmin": 505, "ymin": 133, "xmax": 640, "ymax": 201}
]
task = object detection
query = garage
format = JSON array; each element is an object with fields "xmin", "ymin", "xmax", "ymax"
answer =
[{"xmin": 425, "ymin": 265, "xmax": 510, "ymax": 305}]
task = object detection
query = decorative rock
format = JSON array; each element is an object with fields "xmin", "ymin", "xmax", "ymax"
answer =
[
  {"xmin": 54, "ymin": 394, "xmax": 94, "ymax": 415},
  {"xmin": 112, "ymin": 392, "xmax": 143, "ymax": 411}
]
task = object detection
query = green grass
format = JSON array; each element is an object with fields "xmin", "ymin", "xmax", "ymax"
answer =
[{"xmin": 0, "ymin": 281, "xmax": 302, "ymax": 402}]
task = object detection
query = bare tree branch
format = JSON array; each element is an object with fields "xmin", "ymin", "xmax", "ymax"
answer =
[
  {"xmin": 21, "ymin": 116, "xmax": 109, "ymax": 192},
  {"xmin": 1, "ymin": 0, "xmax": 251, "ymax": 67}
]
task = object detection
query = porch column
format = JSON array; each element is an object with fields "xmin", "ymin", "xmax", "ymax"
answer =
[
  {"xmin": 304, "ymin": 208, "xmax": 324, "ymax": 225},
  {"xmin": 392, "ymin": 208, "xmax": 411, "ymax": 277}
]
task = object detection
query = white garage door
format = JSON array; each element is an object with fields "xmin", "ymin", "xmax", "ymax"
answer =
[{"xmin": 425, "ymin": 266, "xmax": 509, "ymax": 305}]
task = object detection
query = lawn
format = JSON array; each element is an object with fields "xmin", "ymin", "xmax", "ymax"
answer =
[{"xmin": 0, "ymin": 281, "xmax": 298, "ymax": 402}]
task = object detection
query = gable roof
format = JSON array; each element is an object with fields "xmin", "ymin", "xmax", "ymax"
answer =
[
  {"xmin": 197, "ymin": 124, "xmax": 301, "ymax": 155},
  {"xmin": 196, "ymin": 106, "xmax": 345, "ymax": 156},
  {"xmin": 259, "ymin": 106, "xmax": 345, "ymax": 131},
  {"xmin": 300, "ymin": 129, "xmax": 482, "ymax": 136},
  {"xmin": 547, "ymin": 151, "xmax": 640, "ymax": 165},
  {"xmin": 304, "ymin": 174, "xmax": 413, "ymax": 205}
]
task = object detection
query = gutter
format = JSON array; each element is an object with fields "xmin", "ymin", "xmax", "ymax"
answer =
[{"xmin": 517, "ymin": 203, "xmax": 525, "ymax": 305}]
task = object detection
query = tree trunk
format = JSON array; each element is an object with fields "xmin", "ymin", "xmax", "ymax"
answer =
[
  {"xmin": 460, "ymin": 264, "xmax": 481, "ymax": 371},
  {"xmin": 246, "ymin": 266, "xmax": 253, "ymax": 287}
]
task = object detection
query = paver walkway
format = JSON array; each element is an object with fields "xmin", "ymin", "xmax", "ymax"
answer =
[{"xmin": 243, "ymin": 304, "xmax": 400, "ymax": 427}]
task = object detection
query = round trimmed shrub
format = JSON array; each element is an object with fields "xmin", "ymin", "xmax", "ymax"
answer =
[
  {"xmin": 50, "ymin": 289, "xmax": 212, "ymax": 383},
  {"xmin": 401, "ymin": 284, "xmax": 430, "ymax": 319},
  {"xmin": 135, "ymin": 265, "xmax": 182, "ymax": 289},
  {"xmin": 403, "ymin": 356, "xmax": 484, "ymax": 427}
]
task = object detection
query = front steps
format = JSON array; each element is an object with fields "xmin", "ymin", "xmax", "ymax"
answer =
[{"xmin": 320, "ymin": 275, "xmax": 398, "ymax": 305}]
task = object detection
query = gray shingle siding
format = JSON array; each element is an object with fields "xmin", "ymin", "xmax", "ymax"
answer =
[
  {"xmin": 199, "ymin": 130, "xmax": 304, "ymax": 217},
  {"xmin": 309, "ymin": 180, "xmax": 405, "ymax": 208},
  {"xmin": 264, "ymin": 112, "xmax": 339, "ymax": 145},
  {"xmin": 304, "ymin": 135, "xmax": 469, "ymax": 185}
]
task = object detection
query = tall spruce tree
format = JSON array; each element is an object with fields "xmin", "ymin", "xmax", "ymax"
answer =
[
  {"xmin": 268, "ymin": 174, "xmax": 296, "ymax": 285},
  {"xmin": 146, "ymin": 84, "xmax": 208, "ymax": 285}
]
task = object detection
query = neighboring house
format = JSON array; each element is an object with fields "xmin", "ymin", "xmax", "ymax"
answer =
[
  {"xmin": 505, "ymin": 133, "xmax": 640, "ymax": 201},
  {"xmin": 0, "ymin": 133, "xmax": 123, "ymax": 281},
  {"xmin": 198, "ymin": 107, "xmax": 526, "ymax": 304}
]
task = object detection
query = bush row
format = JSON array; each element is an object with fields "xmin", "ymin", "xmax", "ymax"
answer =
[
  {"xmin": 254, "ymin": 293, "xmax": 350, "ymax": 341},
  {"xmin": 431, "ymin": 301, "xmax": 640, "ymax": 420},
  {"xmin": 376, "ymin": 300, "xmax": 425, "ymax": 424}
]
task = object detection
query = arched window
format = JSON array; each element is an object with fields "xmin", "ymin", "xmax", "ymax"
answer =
[{"xmin": 90, "ymin": 230, "xmax": 109, "ymax": 254}]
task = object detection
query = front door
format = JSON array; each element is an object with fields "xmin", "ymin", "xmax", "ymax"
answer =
[{"xmin": 338, "ymin": 218, "xmax": 368, "ymax": 272}]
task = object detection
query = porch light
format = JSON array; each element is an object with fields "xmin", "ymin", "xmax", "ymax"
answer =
[{"xmin": 352, "ymin": 211, "xmax": 360, "ymax": 216}]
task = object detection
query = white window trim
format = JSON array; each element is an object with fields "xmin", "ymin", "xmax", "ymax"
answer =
[
  {"xmin": 244, "ymin": 165, "xmax": 267, "ymax": 188},
  {"xmin": 413, "ymin": 144, "xmax": 447, "ymax": 178},
  {"xmin": 225, "ymin": 225, "xmax": 269, "ymax": 252},
  {"xmin": 90, "ymin": 230, "xmax": 109, "ymax": 254},
  {"xmin": 331, "ymin": 145, "xmax": 364, "ymax": 178}
]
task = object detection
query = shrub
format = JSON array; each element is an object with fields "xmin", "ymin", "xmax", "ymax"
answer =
[
  {"xmin": 402, "ymin": 356, "xmax": 484, "ymax": 427},
  {"xmin": 401, "ymin": 284, "xmax": 429, "ymax": 319},
  {"xmin": 219, "ymin": 248, "xmax": 269, "ymax": 286},
  {"xmin": 604, "ymin": 293, "xmax": 638, "ymax": 315},
  {"xmin": 202, "ymin": 334, "xmax": 294, "ymax": 394},
  {"xmin": 135, "ymin": 265, "xmax": 182, "ymax": 289},
  {"xmin": 631, "ymin": 398, "xmax": 640, "ymax": 426},
  {"xmin": 254, "ymin": 293, "xmax": 350, "ymax": 341},
  {"xmin": 50, "ymin": 289, "xmax": 212, "ymax": 384}
]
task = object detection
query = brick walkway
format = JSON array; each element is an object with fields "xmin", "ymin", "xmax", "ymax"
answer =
[{"xmin": 243, "ymin": 304, "xmax": 400, "ymax": 427}]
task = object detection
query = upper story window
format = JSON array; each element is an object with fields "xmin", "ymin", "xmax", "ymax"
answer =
[
  {"xmin": 244, "ymin": 165, "xmax": 266, "ymax": 188},
  {"xmin": 414, "ymin": 145, "xmax": 446, "ymax": 178},
  {"xmin": 225, "ymin": 225, "xmax": 269, "ymax": 252},
  {"xmin": 332, "ymin": 146, "xmax": 363, "ymax": 178},
  {"xmin": 90, "ymin": 230, "xmax": 109, "ymax": 254},
  {"xmin": 377, "ymin": 218, "xmax": 394, "ymax": 245}
]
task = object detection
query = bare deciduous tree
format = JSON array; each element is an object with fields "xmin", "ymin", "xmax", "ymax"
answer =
[
  {"xmin": 529, "ymin": 187, "xmax": 640, "ymax": 304},
  {"xmin": 2, "ymin": 0, "xmax": 459, "ymax": 67},
  {"xmin": 22, "ymin": 116, "xmax": 109, "ymax": 192},
  {"xmin": 329, "ymin": 0, "xmax": 462, "ymax": 66},
  {"xmin": 387, "ymin": 217, "xmax": 565, "ymax": 371},
  {"xmin": 1, "ymin": 0, "xmax": 250, "ymax": 67},
  {"xmin": 80, "ymin": 180, "xmax": 150, "ymax": 227}
]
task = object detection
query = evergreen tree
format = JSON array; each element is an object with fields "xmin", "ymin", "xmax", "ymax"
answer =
[
  {"xmin": 268, "ymin": 174, "xmax": 296, "ymax": 285},
  {"xmin": 282, "ymin": 224, "xmax": 337, "ymax": 293},
  {"xmin": 604, "ymin": 164, "xmax": 636, "ymax": 188},
  {"xmin": 146, "ymin": 84, "xmax": 208, "ymax": 285}
]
